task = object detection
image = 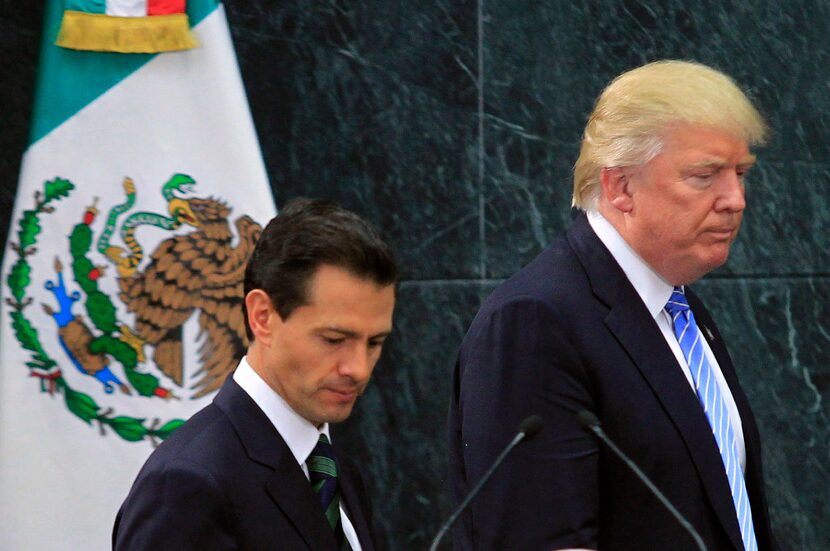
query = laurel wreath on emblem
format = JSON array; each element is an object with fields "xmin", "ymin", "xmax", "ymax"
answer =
[{"xmin": 6, "ymin": 176, "xmax": 262, "ymax": 444}]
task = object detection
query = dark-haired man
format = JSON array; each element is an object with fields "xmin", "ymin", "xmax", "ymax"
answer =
[{"xmin": 114, "ymin": 198, "xmax": 398, "ymax": 551}]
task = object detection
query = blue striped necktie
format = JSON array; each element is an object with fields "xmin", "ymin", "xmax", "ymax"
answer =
[
  {"xmin": 665, "ymin": 287, "xmax": 757, "ymax": 551},
  {"xmin": 307, "ymin": 434, "xmax": 352, "ymax": 551}
]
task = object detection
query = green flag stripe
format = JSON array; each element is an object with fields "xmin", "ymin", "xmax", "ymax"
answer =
[
  {"xmin": 66, "ymin": 0, "xmax": 106, "ymax": 13},
  {"xmin": 29, "ymin": 0, "xmax": 219, "ymax": 146}
]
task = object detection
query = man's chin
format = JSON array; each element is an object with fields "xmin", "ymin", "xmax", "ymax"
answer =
[
  {"xmin": 666, "ymin": 252, "xmax": 730, "ymax": 286},
  {"xmin": 695, "ymin": 242, "xmax": 733, "ymax": 270},
  {"xmin": 317, "ymin": 404, "xmax": 356, "ymax": 425},
  {"xmin": 682, "ymin": 256, "xmax": 729, "ymax": 285},
  {"xmin": 709, "ymin": 246, "xmax": 732, "ymax": 269}
]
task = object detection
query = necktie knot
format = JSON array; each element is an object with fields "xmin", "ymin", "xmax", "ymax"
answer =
[
  {"xmin": 664, "ymin": 287, "xmax": 690, "ymax": 317},
  {"xmin": 308, "ymin": 433, "xmax": 338, "ymax": 484}
]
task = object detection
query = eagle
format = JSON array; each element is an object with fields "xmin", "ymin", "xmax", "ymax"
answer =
[{"xmin": 118, "ymin": 197, "xmax": 262, "ymax": 398}]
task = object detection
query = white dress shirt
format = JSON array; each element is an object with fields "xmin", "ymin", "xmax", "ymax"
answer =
[
  {"xmin": 587, "ymin": 211, "xmax": 746, "ymax": 469},
  {"xmin": 234, "ymin": 357, "xmax": 363, "ymax": 550}
]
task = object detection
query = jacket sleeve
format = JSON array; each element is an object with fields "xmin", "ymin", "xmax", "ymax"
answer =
[
  {"xmin": 113, "ymin": 459, "xmax": 238, "ymax": 551},
  {"xmin": 451, "ymin": 296, "xmax": 600, "ymax": 551}
]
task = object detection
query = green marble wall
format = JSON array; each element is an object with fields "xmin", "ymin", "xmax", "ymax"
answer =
[{"xmin": 1, "ymin": 1, "xmax": 827, "ymax": 548}]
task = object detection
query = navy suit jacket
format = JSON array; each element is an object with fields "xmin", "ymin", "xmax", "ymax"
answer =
[
  {"xmin": 113, "ymin": 377, "xmax": 375, "ymax": 551},
  {"xmin": 448, "ymin": 214, "xmax": 775, "ymax": 550}
]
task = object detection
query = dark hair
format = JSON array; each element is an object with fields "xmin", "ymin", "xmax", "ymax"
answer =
[{"xmin": 243, "ymin": 198, "xmax": 399, "ymax": 340}]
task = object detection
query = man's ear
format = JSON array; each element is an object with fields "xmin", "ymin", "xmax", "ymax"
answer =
[
  {"xmin": 600, "ymin": 167, "xmax": 634, "ymax": 213},
  {"xmin": 245, "ymin": 290, "xmax": 278, "ymax": 344}
]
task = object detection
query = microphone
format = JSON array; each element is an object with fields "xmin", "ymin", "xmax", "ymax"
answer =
[
  {"xmin": 577, "ymin": 411, "xmax": 707, "ymax": 551},
  {"xmin": 428, "ymin": 415, "xmax": 543, "ymax": 551}
]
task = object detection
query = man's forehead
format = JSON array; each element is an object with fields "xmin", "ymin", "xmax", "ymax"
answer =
[
  {"xmin": 659, "ymin": 124, "xmax": 752, "ymax": 158},
  {"xmin": 300, "ymin": 265, "xmax": 396, "ymax": 320}
]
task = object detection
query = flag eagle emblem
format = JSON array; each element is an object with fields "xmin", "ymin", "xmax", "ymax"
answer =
[{"xmin": 6, "ymin": 174, "xmax": 262, "ymax": 444}]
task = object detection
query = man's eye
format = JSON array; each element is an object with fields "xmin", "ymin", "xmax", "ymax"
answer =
[
  {"xmin": 685, "ymin": 172, "xmax": 716, "ymax": 188},
  {"xmin": 692, "ymin": 172, "xmax": 714, "ymax": 181},
  {"xmin": 322, "ymin": 336, "xmax": 344, "ymax": 345}
]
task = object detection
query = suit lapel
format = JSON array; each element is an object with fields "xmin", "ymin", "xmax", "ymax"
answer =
[
  {"xmin": 567, "ymin": 215, "xmax": 745, "ymax": 550},
  {"xmin": 687, "ymin": 290, "xmax": 775, "ymax": 549},
  {"xmin": 685, "ymin": 290, "xmax": 759, "ymax": 464},
  {"xmin": 214, "ymin": 378, "xmax": 338, "ymax": 551},
  {"xmin": 686, "ymin": 289, "xmax": 759, "ymax": 460},
  {"xmin": 263, "ymin": 456, "xmax": 339, "ymax": 551}
]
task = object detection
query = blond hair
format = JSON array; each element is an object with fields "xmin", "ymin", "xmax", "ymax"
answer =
[{"xmin": 572, "ymin": 60, "xmax": 768, "ymax": 211}]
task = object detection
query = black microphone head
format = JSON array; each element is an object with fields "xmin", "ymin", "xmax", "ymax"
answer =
[
  {"xmin": 518, "ymin": 415, "xmax": 543, "ymax": 439},
  {"xmin": 577, "ymin": 410, "xmax": 600, "ymax": 430}
]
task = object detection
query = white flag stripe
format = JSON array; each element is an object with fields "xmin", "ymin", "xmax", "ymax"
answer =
[{"xmin": 106, "ymin": 0, "xmax": 148, "ymax": 17}]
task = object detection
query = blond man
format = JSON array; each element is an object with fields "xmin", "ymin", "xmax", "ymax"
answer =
[{"xmin": 449, "ymin": 61, "xmax": 777, "ymax": 550}]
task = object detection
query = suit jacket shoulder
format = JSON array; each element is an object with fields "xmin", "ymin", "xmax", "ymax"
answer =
[{"xmin": 114, "ymin": 378, "xmax": 375, "ymax": 551}]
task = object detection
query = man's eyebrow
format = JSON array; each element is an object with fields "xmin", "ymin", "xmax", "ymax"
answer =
[
  {"xmin": 686, "ymin": 154, "xmax": 757, "ymax": 169},
  {"xmin": 318, "ymin": 326, "xmax": 392, "ymax": 339},
  {"xmin": 738, "ymin": 154, "xmax": 757, "ymax": 167},
  {"xmin": 319, "ymin": 326, "xmax": 358, "ymax": 337}
]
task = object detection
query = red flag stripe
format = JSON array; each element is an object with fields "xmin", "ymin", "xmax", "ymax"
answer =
[{"xmin": 148, "ymin": 0, "xmax": 186, "ymax": 15}]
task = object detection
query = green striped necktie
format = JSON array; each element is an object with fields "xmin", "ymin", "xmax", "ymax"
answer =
[{"xmin": 307, "ymin": 433, "xmax": 352, "ymax": 550}]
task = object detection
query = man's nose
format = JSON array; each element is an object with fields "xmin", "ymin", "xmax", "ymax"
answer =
[
  {"xmin": 340, "ymin": 345, "xmax": 373, "ymax": 382},
  {"xmin": 715, "ymin": 170, "xmax": 746, "ymax": 213}
]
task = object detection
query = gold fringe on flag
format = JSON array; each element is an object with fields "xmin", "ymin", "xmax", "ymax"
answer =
[{"xmin": 56, "ymin": 11, "xmax": 198, "ymax": 54}]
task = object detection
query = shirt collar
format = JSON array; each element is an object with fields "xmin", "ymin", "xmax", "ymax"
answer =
[
  {"xmin": 233, "ymin": 356, "xmax": 331, "ymax": 466},
  {"xmin": 587, "ymin": 210, "xmax": 676, "ymax": 319}
]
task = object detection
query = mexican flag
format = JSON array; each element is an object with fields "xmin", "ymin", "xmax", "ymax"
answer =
[{"xmin": 0, "ymin": 1, "xmax": 275, "ymax": 549}]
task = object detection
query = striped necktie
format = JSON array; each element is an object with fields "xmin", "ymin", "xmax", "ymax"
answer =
[
  {"xmin": 665, "ymin": 287, "xmax": 757, "ymax": 551},
  {"xmin": 308, "ymin": 433, "xmax": 352, "ymax": 551}
]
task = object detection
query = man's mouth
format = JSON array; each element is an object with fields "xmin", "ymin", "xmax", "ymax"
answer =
[
  {"xmin": 706, "ymin": 226, "xmax": 737, "ymax": 238},
  {"xmin": 325, "ymin": 387, "xmax": 359, "ymax": 401}
]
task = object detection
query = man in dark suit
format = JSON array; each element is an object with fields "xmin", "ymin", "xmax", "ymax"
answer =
[
  {"xmin": 448, "ymin": 60, "xmax": 777, "ymax": 550},
  {"xmin": 114, "ymin": 198, "xmax": 398, "ymax": 550}
]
